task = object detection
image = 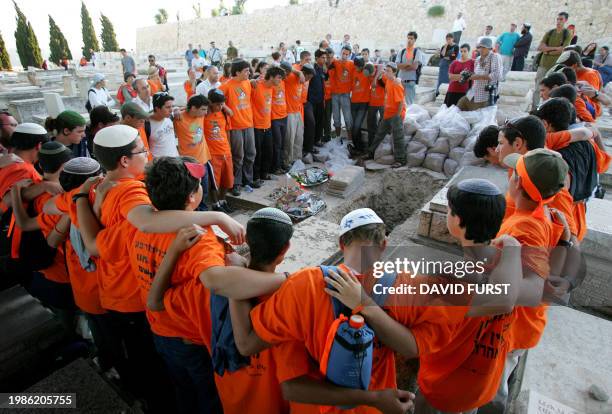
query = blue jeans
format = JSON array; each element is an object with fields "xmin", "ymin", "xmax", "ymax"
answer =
[
  {"xmin": 271, "ymin": 117, "xmax": 287, "ymax": 170},
  {"xmin": 403, "ymin": 81, "xmax": 417, "ymax": 105},
  {"xmin": 332, "ymin": 93, "xmax": 352, "ymax": 130},
  {"xmin": 153, "ymin": 334, "xmax": 222, "ymax": 414},
  {"xmin": 196, "ymin": 169, "xmax": 209, "ymax": 211},
  {"xmin": 350, "ymin": 102, "xmax": 368, "ymax": 150}
]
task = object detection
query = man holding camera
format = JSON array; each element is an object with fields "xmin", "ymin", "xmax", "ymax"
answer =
[{"xmin": 457, "ymin": 37, "xmax": 501, "ymax": 111}]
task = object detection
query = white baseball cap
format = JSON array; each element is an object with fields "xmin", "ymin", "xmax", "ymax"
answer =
[
  {"xmin": 94, "ymin": 124, "xmax": 139, "ymax": 148},
  {"xmin": 339, "ymin": 208, "xmax": 384, "ymax": 236}
]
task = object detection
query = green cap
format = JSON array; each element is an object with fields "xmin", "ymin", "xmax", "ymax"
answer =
[
  {"xmin": 57, "ymin": 110, "xmax": 87, "ymax": 128},
  {"xmin": 121, "ymin": 102, "xmax": 149, "ymax": 119},
  {"xmin": 503, "ymin": 148, "xmax": 568, "ymax": 199}
]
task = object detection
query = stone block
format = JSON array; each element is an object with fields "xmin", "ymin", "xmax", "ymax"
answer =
[
  {"xmin": 428, "ymin": 210, "xmax": 457, "ymax": 244},
  {"xmin": 43, "ymin": 92, "xmax": 65, "ymax": 118},
  {"xmin": 62, "ymin": 75, "xmax": 77, "ymax": 96},
  {"xmin": 582, "ymin": 198, "xmax": 612, "ymax": 261},
  {"xmin": 417, "ymin": 207, "xmax": 432, "ymax": 237},
  {"xmin": 514, "ymin": 390, "xmax": 584, "ymax": 414}
]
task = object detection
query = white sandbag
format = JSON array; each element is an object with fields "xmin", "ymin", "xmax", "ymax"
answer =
[
  {"xmin": 444, "ymin": 158, "xmax": 458, "ymax": 176},
  {"xmin": 459, "ymin": 151, "xmax": 486, "ymax": 167},
  {"xmin": 406, "ymin": 140, "xmax": 427, "ymax": 154},
  {"xmin": 449, "ymin": 147, "xmax": 465, "ymax": 162},
  {"xmin": 439, "ymin": 111, "xmax": 470, "ymax": 140},
  {"xmin": 469, "ymin": 106, "xmax": 498, "ymax": 138},
  {"xmin": 461, "ymin": 136, "xmax": 477, "ymax": 151},
  {"xmin": 429, "ymin": 137, "xmax": 450, "ymax": 154},
  {"xmin": 460, "ymin": 110, "xmax": 482, "ymax": 125},
  {"xmin": 423, "ymin": 152, "xmax": 447, "ymax": 173},
  {"xmin": 375, "ymin": 154, "xmax": 396, "ymax": 165},
  {"xmin": 405, "ymin": 104, "xmax": 431, "ymax": 123},
  {"xmin": 441, "ymin": 132, "xmax": 466, "ymax": 148},
  {"xmin": 374, "ymin": 142, "xmax": 393, "ymax": 159},
  {"xmin": 406, "ymin": 149, "xmax": 426, "ymax": 167},
  {"xmin": 404, "ymin": 119, "xmax": 420, "ymax": 135},
  {"xmin": 415, "ymin": 128, "xmax": 439, "ymax": 147},
  {"xmin": 431, "ymin": 104, "xmax": 454, "ymax": 125}
]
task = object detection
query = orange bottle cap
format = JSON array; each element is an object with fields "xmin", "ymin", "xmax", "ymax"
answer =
[{"xmin": 349, "ymin": 314, "xmax": 365, "ymax": 328}]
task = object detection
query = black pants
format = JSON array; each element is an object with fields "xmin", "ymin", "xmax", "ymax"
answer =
[
  {"xmin": 367, "ymin": 106, "xmax": 384, "ymax": 147},
  {"xmin": 323, "ymin": 99, "xmax": 332, "ymax": 140},
  {"xmin": 311, "ymin": 101, "xmax": 325, "ymax": 145},
  {"xmin": 271, "ymin": 117, "xmax": 288, "ymax": 170},
  {"xmin": 511, "ymin": 56, "xmax": 525, "ymax": 71},
  {"xmin": 452, "ymin": 31, "xmax": 462, "ymax": 44},
  {"xmin": 254, "ymin": 128, "xmax": 273, "ymax": 179},
  {"xmin": 105, "ymin": 310, "xmax": 176, "ymax": 412},
  {"xmin": 351, "ymin": 102, "xmax": 369, "ymax": 150},
  {"xmin": 303, "ymin": 102, "xmax": 315, "ymax": 154}
]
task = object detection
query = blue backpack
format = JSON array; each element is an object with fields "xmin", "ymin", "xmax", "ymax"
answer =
[
  {"xmin": 319, "ymin": 265, "xmax": 396, "ymax": 403},
  {"xmin": 209, "ymin": 293, "xmax": 250, "ymax": 376}
]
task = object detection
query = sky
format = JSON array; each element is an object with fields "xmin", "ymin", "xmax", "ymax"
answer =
[{"xmin": 1, "ymin": 0, "xmax": 310, "ymax": 66}]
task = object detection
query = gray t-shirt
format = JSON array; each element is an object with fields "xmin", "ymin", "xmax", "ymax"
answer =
[
  {"xmin": 121, "ymin": 56, "xmax": 135, "ymax": 74},
  {"xmin": 397, "ymin": 47, "xmax": 425, "ymax": 81}
]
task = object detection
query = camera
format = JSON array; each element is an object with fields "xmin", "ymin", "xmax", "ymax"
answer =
[
  {"xmin": 459, "ymin": 70, "xmax": 473, "ymax": 84},
  {"xmin": 484, "ymin": 84, "xmax": 497, "ymax": 92},
  {"xmin": 485, "ymin": 83, "xmax": 498, "ymax": 105}
]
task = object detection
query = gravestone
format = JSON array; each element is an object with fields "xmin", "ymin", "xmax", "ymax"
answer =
[{"xmin": 43, "ymin": 93, "xmax": 65, "ymax": 118}]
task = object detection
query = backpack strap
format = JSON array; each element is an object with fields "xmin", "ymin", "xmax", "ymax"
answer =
[
  {"xmin": 320, "ymin": 265, "xmax": 351, "ymax": 318},
  {"xmin": 144, "ymin": 119, "xmax": 151, "ymax": 139}
]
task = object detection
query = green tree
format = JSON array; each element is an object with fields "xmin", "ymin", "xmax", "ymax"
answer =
[
  {"xmin": 48, "ymin": 16, "xmax": 72, "ymax": 65},
  {"xmin": 232, "ymin": 0, "xmax": 246, "ymax": 14},
  {"xmin": 13, "ymin": 1, "xmax": 43, "ymax": 69},
  {"xmin": 0, "ymin": 31, "xmax": 12, "ymax": 71},
  {"xmin": 154, "ymin": 8, "xmax": 169, "ymax": 24},
  {"xmin": 193, "ymin": 3, "xmax": 202, "ymax": 18},
  {"xmin": 100, "ymin": 14, "xmax": 119, "ymax": 52},
  {"xmin": 81, "ymin": 2, "xmax": 99, "ymax": 59},
  {"xmin": 289, "ymin": 0, "xmax": 299, "ymax": 4}
]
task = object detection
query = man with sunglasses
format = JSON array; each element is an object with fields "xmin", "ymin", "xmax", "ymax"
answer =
[
  {"xmin": 0, "ymin": 111, "xmax": 17, "ymax": 153},
  {"xmin": 457, "ymin": 37, "xmax": 501, "ymax": 111}
]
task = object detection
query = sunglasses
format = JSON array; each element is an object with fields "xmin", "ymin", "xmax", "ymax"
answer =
[{"xmin": 130, "ymin": 148, "xmax": 149, "ymax": 156}]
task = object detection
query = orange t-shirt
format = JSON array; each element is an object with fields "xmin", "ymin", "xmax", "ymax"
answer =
[
  {"xmin": 284, "ymin": 72, "xmax": 304, "ymax": 115},
  {"xmin": 184, "ymin": 80, "xmax": 196, "ymax": 100},
  {"xmin": 136, "ymin": 126, "xmax": 153, "ymax": 162},
  {"xmin": 204, "ymin": 111, "xmax": 231, "ymax": 156},
  {"xmin": 32, "ymin": 192, "xmax": 69, "ymax": 284},
  {"xmin": 383, "ymin": 79, "xmax": 405, "ymax": 119},
  {"xmin": 0, "ymin": 161, "xmax": 42, "ymax": 213},
  {"xmin": 293, "ymin": 64, "xmax": 310, "ymax": 104},
  {"xmin": 148, "ymin": 79, "xmax": 163, "ymax": 94},
  {"xmin": 251, "ymin": 80, "xmax": 273, "ymax": 129},
  {"xmin": 271, "ymin": 81, "xmax": 288, "ymax": 120},
  {"xmin": 331, "ymin": 59, "xmax": 355, "ymax": 94},
  {"xmin": 220, "ymin": 76, "xmax": 230, "ymax": 84},
  {"xmin": 577, "ymin": 68, "xmax": 602, "ymax": 116},
  {"xmin": 324, "ymin": 68, "xmax": 334, "ymax": 101},
  {"xmin": 369, "ymin": 82, "xmax": 385, "ymax": 107},
  {"xmin": 575, "ymin": 95, "xmax": 596, "ymax": 122},
  {"xmin": 174, "ymin": 113, "xmax": 210, "ymax": 164},
  {"xmin": 219, "ymin": 78, "xmax": 254, "ymax": 130},
  {"xmin": 95, "ymin": 178, "xmax": 151, "ymax": 312},
  {"xmin": 55, "ymin": 189, "xmax": 105, "ymax": 314},
  {"xmin": 129, "ymin": 226, "xmax": 222, "ymax": 342},
  {"xmin": 498, "ymin": 209, "xmax": 563, "ymax": 351},
  {"xmin": 351, "ymin": 70, "xmax": 373, "ymax": 103}
]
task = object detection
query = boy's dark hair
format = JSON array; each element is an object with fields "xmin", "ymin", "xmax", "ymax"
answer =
[
  {"xmin": 192, "ymin": 49, "xmax": 199, "ymax": 54},
  {"xmin": 473, "ymin": 125, "xmax": 500, "ymax": 158},
  {"xmin": 251, "ymin": 58, "xmax": 260, "ymax": 68},
  {"xmin": 89, "ymin": 105, "xmax": 120, "ymax": 126},
  {"xmin": 501, "ymin": 115, "xmax": 546, "ymax": 149},
  {"xmin": 407, "ymin": 31, "xmax": 418, "ymax": 40},
  {"xmin": 540, "ymin": 72, "xmax": 567, "ymax": 88},
  {"xmin": 208, "ymin": 89, "xmax": 226, "ymax": 104},
  {"xmin": 38, "ymin": 142, "xmax": 73, "ymax": 173},
  {"xmin": 299, "ymin": 50, "xmax": 311, "ymax": 61},
  {"xmin": 153, "ymin": 93, "xmax": 174, "ymax": 110},
  {"xmin": 148, "ymin": 54, "xmax": 156, "ymax": 60},
  {"xmin": 561, "ymin": 51, "xmax": 582, "ymax": 67},
  {"xmin": 10, "ymin": 130, "xmax": 49, "ymax": 151},
  {"xmin": 362, "ymin": 48, "xmax": 370, "ymax": 53},
  {"xmin": 460, "ymin": 43, "xmax": 471, "ymax": 51},
  {"xmin": 340, "ymin": 223, "xmax": 386, "ymax": 247},
  {"xmin": 341, "ymin": 45, "xmax": 352, "ymax": 53},
  {"xmin": 94, "ymin": 139, "xmax": 138, "ymax": 171},
  {"xmin": 446, "ymin": 33, "xmax": 454, "ymax": 39},
  {"xmin": 536, "ymin": 97, "xmax": 573, "ymax": 131},
  {"xmin": 301, "ymin": 65, "xmax": 315, "ymax": 77},
  {"xmin": 326, "ymin": 47, "xmax": 334, "ymax": 56},
  {"xmin": 549, "ymin": 84, "xmax": 577, "ymax": 103},
  {"xmin": 271, "ymin": 51, "xmax": 281, "ymax": 61},
  {"xmin": 447, "ymin": 185, "xmax": 506, "ymax": 244},
  {"xmin": 187, "ymin": 94, "xmax": 209, "ymax": 110},
  {"xmin": 265, "ymin": 66, "xmax": 286, "ymax": 80},
  {"xmin": 558, "ymin": 11, "xmax": 569, "ymax": 19},
  {"xmin": 145, "ymin": 156, "xmax": 201, "ymax": 211},
  {"xmin": 254, "ymin": 61, "xmax": 268, "ymax": 74},
  {"xmin": 559, "ymin": 67, "xmax": 577, "ymax": 84},
  {"xmin": 120, "ymin": 48, "xmax": 126, "ymax": 53},
  {"xmin": 247, "ymin": 219, "xmax": 293, "ymax": 268},
  {"xmin": 603, "ymin": 46, "xmax": 609, "ymax": 52},
  {"xmin": 314, "ymin": 49, "xmax": 327, "ymax": 59},
  {"xmin": 230, "ymin": 59, "xmax": 250, "ymax": 76},
  {"xmin": 124, "ymin": 72, "xmax": 134, "ymax": 82}
]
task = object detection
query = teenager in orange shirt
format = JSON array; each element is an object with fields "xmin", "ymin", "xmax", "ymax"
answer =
[
  {"xmin": 270, "ymin": 67, "xmax": 288, "ymax": 174},
  {"xmin": 323, "ymin": 48, "xmax": 335, "ymax": 141},
  {"xmin": 219, "ymin": 59, "xmax": 256, "ymax": 196},
  {"xmin": 349, "ymin": 57, "xmax": 373, "ymax": 153},
  {"xmin": 174, "ymin": 94, "xmax": 214, "ymax": 211},
  {"xmin": 73, "ymin": 124, "xmax": 245, "ymax": 409},
  {"xmin": 252, "ymin": 66, "xmax": 284, "ymax": 184},
  {"xmin": 184, "ymin": 68, "xmax": 198, "ymax": 100},
  {"xmin": 281, "ymin": 61, "xmax": 311, "ymax": 167},
  {"xmin": 364, "ymin": 62, "xmax": 406, "ymax": 167},
  {"xmin": 147, "ymin": 66, "xmax": 166, "ymax": 94},
  {"xmin": 557, "ymin": 50, "xmax": 604, "ymax": 116},
  {"xmin": 330, "ymin": 46, "xmax": 355, "ymax": 141}
]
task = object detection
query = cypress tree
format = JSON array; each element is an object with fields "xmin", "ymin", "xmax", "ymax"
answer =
[
  {"xmin": 13, "ymin": 1, "xmax": 43, "ymax": 69},
  {"xmin": 0, "ymin": 31, "xmax": 12, "ymax": 71},
  {"xmin": 48, "ymin": 16, "xmax": 72, "ymax": 65},
  {"xmin": 100, "ymin": 14, "xmax": 119, "ymax": 52},
  {"xmin": 81, "ymin": 1, "xmax": 99, "ymax": 59}
]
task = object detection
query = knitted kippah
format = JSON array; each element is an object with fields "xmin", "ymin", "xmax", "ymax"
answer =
[
  {"xmin": 456, "ymin": 178, "xmax": 502, "ymax": 196},
  {"xmin": 250, "ymin": 208, "xmax": 292, "ymax": 226},
  {"xmin": 63, "ymin": 157, "xmax": 101, "ymax": 175},
  {"xmin": 57, "ymin": 110, "xmax": 86, "ymax": 128},
  {"xmin": 39, "ymin": 141, "xmax": 69, "ymax": 155}
]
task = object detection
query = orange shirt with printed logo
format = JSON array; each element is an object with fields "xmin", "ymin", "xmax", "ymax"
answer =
[
  {"xmin": 204, "ymin": 111, "xmax": 231, "ymax": 156},
  {"xmin": 331, "ymin": 59, "xmax": 355, "ymax": 94},
  {"xmin": 32, "ymin": 192, "xmax": 69, "ymax": 284},
  {"xmin": 369, "ymin": 82, "xmax": 385, "ymax": 107},
  {"xmin": 174, "ymin": 113, "xmax": 210, "ymax": 164},
  {"xmin": 251, "ymin": 80, "xmax": 273, "ymax": 129},
  {"xmin": 271, "ymin": 81, "xmax": 288, "ymax": 120},
  {"xmin": 351, "ymin": 70, "xmax": 373, "ymax": 103},
  {"xmin": 54, "ymin": 189, "xmax": 105, "ymax": 314},
  {"xmin": 284, "ymin": 72, "xmax": 304, "ymax": 115},
  {"xmin": 95, "ymin": 178, "xmax": 151, "ymax": 312},
  {"xmin": 383, "ymin": 79, "xmax": 405, "ymax": 119},
  {"xmin": 219, "ymin": 78, "xmax": 254, "ymax": 130}
]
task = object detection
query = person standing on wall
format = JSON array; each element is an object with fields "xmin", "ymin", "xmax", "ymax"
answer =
[
  {"xmin": 451, "ymin": 12, "xmax": 467, "ymax": 44},
  {"xmin": 185, "ymin": 43, "xmax": 194, "ymax": 68},
  {"xmin": 227, "ymin": 41, "xmax": 238, "ymax": 62},
  {"xmin": 436, "ymin": 33, "xmax": 459, "ymax": 94},
  {"xmin": 208, "ymin": 41, "xmax": 222, "ymax": 68},
  {"xmin": 511, "ymin": 24, "xmax": 533, "ymax": 72},
  {"xmin": 396, "ymin": 31, "xmax": 426, "ymax": 105},
  {"xmin": 496, "ymin": 23, "xmax": 520, "ymax": 81}
]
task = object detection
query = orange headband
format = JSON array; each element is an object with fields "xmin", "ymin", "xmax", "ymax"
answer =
[{"xmin": 516, "ymin": 156, "xmax": 554, "ymax": 219}]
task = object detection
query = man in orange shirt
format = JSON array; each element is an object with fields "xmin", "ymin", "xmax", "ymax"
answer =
[
  {"xmin": 366, "ymin": 65, "xmax": 385, "ymax": 148},
  {"xmin": 323, "ymin": 48, "xmax": 335, "ymax": 142},
  {"xmin": 219, "ymin": 59, "xmax": 256, "ymax": 196},
  {"xmin": 349, "ymin": 57, "xmax": 373, "ymax": 153},
  {"xmin": 330, "ymin": 46, "xmax": 355, "ymax": 141},
  {"xmin": 271, "ymin": 67, "xmax": 288, "ymax": 174},
  {"xmin": 252, "ymin": 66, "xmax": 284, "ymax": 184},
  {"xmin": 280, "ymin": 61, "xmax": 311, "ymax": 167},
  {"xmin": 364, "ymin": 62, "xmax": 406, "ymax": 167},
  {"xmin": 174, "ymin": 94, "xmax": 214, "ymax": 211},
  {"xmin": 556, "ymin": 50, "xmax": 604, "ymax": 116}
]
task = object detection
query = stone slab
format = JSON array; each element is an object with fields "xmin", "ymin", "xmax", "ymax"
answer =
[
  {"xmin": 365, "ymin": 161, "xmax": 391, "ymax": 171},
  {"xmin": 517, "ymin": 390, "xmax": 584, "ymax": 414},
  {"xmin": 514, "ymin": 306, "xmax": 612, "ymax": 414},
  {"xmin": 582, "ymin": 198, "xmax": 612, "ymax": 261}
]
